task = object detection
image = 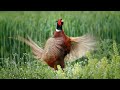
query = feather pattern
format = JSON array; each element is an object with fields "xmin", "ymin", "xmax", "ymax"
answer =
[
  {"xmin": 41, "ymin": 37, "xmax": 65, "ymax": 61},
  {"xmin": 41, "ymin": 37, "xmax": 66, "ymax": 69},
  {"xmin": 64, "ymin": 34, "xmax": 96, "ymax": 62}
]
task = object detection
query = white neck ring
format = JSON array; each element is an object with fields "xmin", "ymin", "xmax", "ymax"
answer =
[{"xmin": 56, "ymin": 29, "xmax": 61, "ymax": 32}]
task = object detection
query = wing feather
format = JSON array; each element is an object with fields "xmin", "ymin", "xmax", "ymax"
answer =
[{"xmin": 64, "ymin": 34, "xmax": 96, "ymax": 62}]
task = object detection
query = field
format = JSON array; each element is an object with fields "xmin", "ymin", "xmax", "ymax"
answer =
[{"xmin": 0, "ymin": 11, "xmax": 120, "ymax": 79}]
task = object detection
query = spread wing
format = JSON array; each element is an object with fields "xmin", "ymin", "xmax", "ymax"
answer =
[
  {"xmin": 9, "ymin": 36, "xmax": 44, "ymax": 59},
  {"xmin": 64, "ymin": 34, "xmax": 96, "ymax": 62}
]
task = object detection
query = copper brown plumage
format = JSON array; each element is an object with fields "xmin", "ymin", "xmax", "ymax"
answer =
[{"xmin": 13, "ymin": 18, "xmax": 96, "ymax": 70}]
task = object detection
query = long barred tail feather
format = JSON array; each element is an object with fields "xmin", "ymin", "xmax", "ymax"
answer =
[{"xmin": 9, "ymin": 36, "xmax": 44, "ymax": 60}]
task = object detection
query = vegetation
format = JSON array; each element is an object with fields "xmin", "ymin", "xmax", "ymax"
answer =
[{"xmin": 0, "ymin": 11, "xmax": 120, "ymax": 79}]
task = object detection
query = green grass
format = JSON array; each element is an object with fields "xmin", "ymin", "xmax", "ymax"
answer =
[{"xmin": 0, "ymin": 11, "xmax": 120, "ymax": 79}]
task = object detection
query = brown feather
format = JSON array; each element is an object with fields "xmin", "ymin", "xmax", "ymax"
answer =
[
  {"xmin": 41, "ymin": 37, "xmax": 66, "ymax": 69},
  {"xmin": 64, "ymin": 34, "xmax": 96, "ymax": 62}
]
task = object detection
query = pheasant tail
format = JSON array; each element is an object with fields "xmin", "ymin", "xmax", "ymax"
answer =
[{"xmin": 9, "ymin": 36, "xmax": 44, "ymax": 60}]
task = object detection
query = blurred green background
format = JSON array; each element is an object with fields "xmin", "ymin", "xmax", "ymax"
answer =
[{"xmin": 0, "ymin": 11, "xmax": 120, "ymax": 79}]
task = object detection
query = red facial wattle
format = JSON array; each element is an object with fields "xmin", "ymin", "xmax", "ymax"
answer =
[{"xmin": 57, "ymin": 19, "xmax": 63, "ymax": 26}]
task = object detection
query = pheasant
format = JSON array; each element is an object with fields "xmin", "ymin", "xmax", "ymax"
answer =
[{"xmin": 13, "ymin": 19, "xmax": 96, "ymax": 70}]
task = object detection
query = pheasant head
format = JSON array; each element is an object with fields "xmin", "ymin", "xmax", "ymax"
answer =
[{"xmin": 56, "ymin": 19, "xmax": 64, "ymax": 31}]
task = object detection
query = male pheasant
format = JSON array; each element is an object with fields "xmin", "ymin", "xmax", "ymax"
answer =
[{"xmin": 14, "ymin": 19, "xmax": 96, "ymax": 70}]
